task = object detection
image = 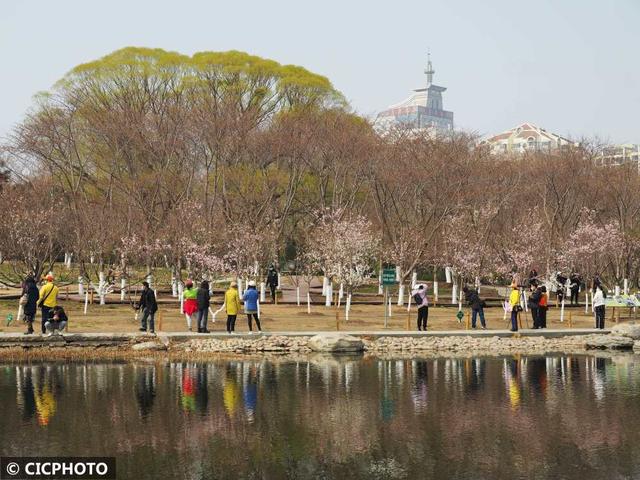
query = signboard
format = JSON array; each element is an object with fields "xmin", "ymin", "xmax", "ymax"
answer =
[
  {"xmin": 604, "ymin": 294, "xmax": 640, "ymax": 308},
  {"xmin": 382, "ymin": 268, "xmax": 397, "ymax": 286}
]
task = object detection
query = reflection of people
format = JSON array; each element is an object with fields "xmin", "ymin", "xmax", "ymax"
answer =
[
  {"xmin": 196, "ymin": 364, "xmax": 209, "ymax": 413},
  {"xmin": 223, "ymin": 368, "xmax": 240, "ymax": 416},
  {"xmin": 181, "ymin": 368, "xmax": 196, "ymax": 412},
  {"xmin": 504, "ymin": 358, "xmax": 521, "ymax": 409},
  {"xmin": 135, "ymin": 367, "xmax": 156, "ymax": 418},
  {"xmin": 411, "ymin": 360, "xmax": 428, "ymax": 411},
  {"xmin": 17, "ymin": 367, "xmax": 37, "ymax": 420},
  {"xmin": 528, "ymin": 358, "xmax": 547, "ymax": 397},
  {"xmin": 593, "ymin": 282, "xmax": 606, "ymax": 329},
  {"xmin": 243, "ymin": 366, "xmax": 258, "ymax": 420}
]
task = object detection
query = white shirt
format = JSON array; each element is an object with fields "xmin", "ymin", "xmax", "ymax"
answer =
[{"xmin": 593, "ymin": 288, "xmax": 605, "ymax": 308}]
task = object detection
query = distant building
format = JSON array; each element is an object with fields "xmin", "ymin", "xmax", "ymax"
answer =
[
  {"xmin": 375, "ymin": 55, "xmax": 454, "ymax": 135},
  {"xmin": 597, "ymin": 143, "xmax": 640, "ymax": 168},
  {"xmin": 481, "ymin": 123, "xmax": 577, "ymax": 154}
]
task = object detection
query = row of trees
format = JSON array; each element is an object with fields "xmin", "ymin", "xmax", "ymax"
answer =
[{"xmin": 1, "ymin": 47, "xmax": 638, "ymax": 295}]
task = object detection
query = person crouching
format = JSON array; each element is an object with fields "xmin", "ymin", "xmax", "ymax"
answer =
[{"xmin": 45, "ymin": 306, "xmax": 68, "ymax": 336}]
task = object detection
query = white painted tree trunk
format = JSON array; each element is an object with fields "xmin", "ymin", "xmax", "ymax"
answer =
[
  {"xmin": 475, "ymin": 276, "xmax": 480, "ymax": 293},
  {"xmin": 411, "ymin": 272, "xmax": 417, "ymax": 289},
  {"xmin": 16, "ymin": 303, "xmax": 23, "ymax": 323},
  {"xmin": 388, "ymin": 297, "xmax": 392, "ymax": 317},
  {"xmin": 378, "ymin": 272, "xmax": 383, "ymax": 295},
  {"xmin": 560, "ymin": 297, "xmax": 565, "ymax": 322},
  {"xmin": 395, "ymin": 266, "xmax": 401, "ymax": 282},
  {"xmin": 178, "ymin": 282, "xmax": 184, "ymax": 313},
  {"xmin": 615, "ymin": 285, "xmax": 621, "ymax": 296},
  {"xmin": 277, "ymin": 273, "xmax": 281, "ymax": 290},
  {"xmin": 322, "ymin": 276, "xmax": 328, "ymax": 296},
  {"xmin": 120, "ymin": 278, "xmax": 126, "ymax": 302},
  {"xmin": 458, "ymin": 288, "xmax": 463, "ymax": 311},
  {"xmin": 296, "ymin": 286, "xmax": 301, "ymax": 306},
  {"xmin": 171, "ymin": 274, "xmax": 178, "ymax": 297},
  {"xmin": 522, "ymin": 290, "xmax": 528, "ymax": 312},
  {"xmin": 338, "ymin": 283, "xmax": 344, "ymax": 300},
  {"xmin": 83, "ymin": 291, "xmax": 89, "ymax": 315},
  {"xmin": 325, "ymin": 283, "xmax": 332, "ymax": 307},
  {"xmin": 346, "ymin": 294, "xmax": 352, "ymax": 321},
  {"xmin": 434, "ymin": 281, "xmax": 439, "ymax": 302},
  {"xmin": 78, "ymin": 276, "xmax": 84, "ymax": 296},
  {"xmin": 238, "ymin": 278, "xmax": 244, "ymax": 297},
  {"xmin": 624, "ymin": 279, "xmax": 629, "ymax": 295},
  {"xmin": 585, "ymin": 289, "xmax": 589, "ymax": 314},
  {"xmin": 452, "ymin": 284, "xmax": 457, "ymax": 305},
  {"xmin": 260, "ymin": 282, "xmax": 266, "ymax": 302},
  {"xmin": 397, "ymin": 284, "xmax": 405, "ymax": 306},
  {"xmin": 307, "ymin": 292, "xmax": 311, "ymax": 314},
  {"xmin": 99, "ymin": 271, "xmax": 106, "ymax": 305},
  {"xmin": 445, "ymin": 267, "xmax": 452, "ymax": 284},
  {"xmin": 257, "ymin": 300, "xmax": 261, "ymax": 319}
]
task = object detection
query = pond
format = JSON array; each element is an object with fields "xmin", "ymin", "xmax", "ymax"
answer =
[{"xmin": 1, "ymin": 354, "xmax": 639, "ymax": 480}]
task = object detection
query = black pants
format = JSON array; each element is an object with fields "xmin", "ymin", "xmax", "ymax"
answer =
[
  {"xmin": 226, "ymin": 315, "xmax": 237, "ymax": 333},
  {"xmin": 247, "ymin": 313, "xmax": 261, "ymax": 331},
  {"xmin": 511, "ymin": 310, "xmax": 519, "ymax": 332},
  {"xmin": 417, "ymin": 306, "xmax": 428, "ymax": 331},
  {"xmin": 40, "ymin": 306, "xmax": 52, "ymax": 334},
  {"xmin": 197, "ymin": 309, "xmax": 208, "ymax": 331},
  {"xmin": 595, "ymin": 305, "xmax": 605, "ymax": 329},
  {"xmin": 539, "ymin": 307, "xmax": 547, "ymax": 328},
  {"xmin": 570, "ymin": 289, "xmax": 579, "ymax": 305},
  {"xmin": 531, "ymin": 307, "xmax": 539, "ymax": 328},
  {"xmin": 269, "ymin": 284, "xmax": 277, "ymax": 302}
]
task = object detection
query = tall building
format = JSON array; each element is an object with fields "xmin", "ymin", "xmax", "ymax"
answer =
[
  {"xmin": 375, "ymin": 55, "xmax": 454, "ymax": 134},
  {"xmin": 481, "ymin": 123, "xmax": 576, "ymax": 154}
]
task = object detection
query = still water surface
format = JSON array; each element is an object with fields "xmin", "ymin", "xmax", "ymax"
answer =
[{"xmin": 1, "ymin": 355, "xmax": 639, "ymax": 480}]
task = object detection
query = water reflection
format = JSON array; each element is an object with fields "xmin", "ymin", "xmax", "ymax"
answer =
[{"xmin": 1, "ymin": 354, "xmax": 640, "ymax": 479}]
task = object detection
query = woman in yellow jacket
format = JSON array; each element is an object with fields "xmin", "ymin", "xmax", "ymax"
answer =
[
  {"xmin": 225, "ymin": 281, "xmax": 241, "ymax": 334},
  {"xmin": 38, "ymin": 274, "xmax": 59, "ymax": 335},
  {"xmin": 509, "ymin": 281, "xmax": 521, "ymax": 332}
]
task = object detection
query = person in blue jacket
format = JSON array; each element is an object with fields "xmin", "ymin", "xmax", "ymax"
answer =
[{"xmin": 243, "ymin": 281, "xmax": 262, "ymax": 333}]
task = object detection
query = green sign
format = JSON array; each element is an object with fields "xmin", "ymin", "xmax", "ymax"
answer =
[
  {"xmin": 382, "ymin": 268, "xmax": 397, "ymax": 286},
  {"xmin": 5, "ymin": 313, "xmax": 13, "ymax": 326},
  {"xmin": 456, "ymin": 310, "xmax": 464, "ymax": 322}
]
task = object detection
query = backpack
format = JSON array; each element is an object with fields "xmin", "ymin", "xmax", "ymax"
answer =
[{"xmin": 413, "ymin": 293, "xmax": 423, "ymax": 305}]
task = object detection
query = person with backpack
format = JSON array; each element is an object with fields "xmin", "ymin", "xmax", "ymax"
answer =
[
  {"xmin": 196, "ymin": 280, "xmax": 211, "ymax": 333},
  {"xmin": 137, "ymin": 281, "xmax": 158, "ymax": 334},
  {"xmin": 21, "ymin": 276, "xmax": 39, "ymax": 335},
  {"xmin": 463, "ymin": 285, "xmax": 486, "ymax": 329},
  {"xmin": 538, "ymin": 285, "xmax": 549, "ymax": 328},
  {"xmin": 528, "ymin": 284, "xmax": 542, "ymax": 328},
  {"xmin": 243, "ymin": 281, "xmax": 262, "ymax": 333},
  {"xmin": 44, "ymin": 305, "xmax": 68, "ymax": 336},
  {"xmin": 412, "ymin": 284, "xmax": 429, "ymax": 331},
  {"xmin": 569, "ymin": 273, "xmax": 580, "ymax": 305},
  {"xmin": 38, "ymin": 274, "xmax": 59, "ymax": 335},
  {"xmin": 593, "ymin": 281, "xmax": 606, "ymax": 329},
  {"xmin": 183, "ymin": 280, "xmax": 198, "ymax": 332}
]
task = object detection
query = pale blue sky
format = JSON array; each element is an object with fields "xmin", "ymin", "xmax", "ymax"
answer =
[{"xmin": 1, "ymin": 0, "xmax": 638, "ymax": 143}]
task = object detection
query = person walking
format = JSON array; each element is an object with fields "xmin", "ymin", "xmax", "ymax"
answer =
[
  {"xmin": 412, "ymin": 284, "xmax": 429, "ymax": 331},
  {"xmin": 528, "ymin": 284, "xmax": 541, "ymax": 329},
  {"xmin": 137, "ymin": 281, "xmax": 157, "ymax": 334},
  {"xmin": 196, "ymin": 281, "xmax": 211, "ymax": 333},
  {"xmin": 38, "ymin": 274, "xmax": 59, "ymax": 335},
  {"xmin": 266, "ymin": 265, "xmax": 278, "ymax": 303},
  {"xmin": 243, "ymin": 280, "xmax": 262, "ymax": 334},
  {"xmin": 183, "ymin": 280, "xmax": 198, "ymax": 332},
  {"xmin": 593, "ymin": 282, "xmax": 606, "ymax": 330},
  {"xmin": 569, "ymin": 273, "xmax": 580, "ymax": 306},
  {"xmin": 225, "ymin": 281, "xmax": 241, "ymax": 334},
  {"xmin": 556, "ymin": 272, "xmax": 567, "ymax": 304},
  {"xmin": 44, "ymin": 305, "xmax": 68, "ymax": 336},
  {"xmin": 509, "ymin": 281, "xmax": 521, "ymax": 332},
  {"xmin": 463, "ymin": 285, "xmax": 486, "ymax": 329},
  {"xmin": 538, "ymin": 286, "xmax": 548, "ymax": 328},
  {"xmin": 22, "ymin": 276, "xmax": 39, "ymax": 335}
]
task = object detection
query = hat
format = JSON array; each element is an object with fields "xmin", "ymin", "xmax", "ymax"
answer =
[
  {"xmin": 46, "ymin": 274, "xmax": 54, "ymax": 282},
  {"xmin": 230, "ymin": 281, "xmax": 238, "ymax": 288},
  {"xmin": 248, "ymin": 280, "xmax": 256, "ymax": 287}
]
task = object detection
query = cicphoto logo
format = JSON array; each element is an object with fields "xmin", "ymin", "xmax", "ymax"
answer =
[{"xmin": 0, "ymin": 457, "xmax": 115, "ymax": 479}]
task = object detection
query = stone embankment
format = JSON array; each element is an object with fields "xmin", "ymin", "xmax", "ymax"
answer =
[{"xmin": 2, "ymin": 325, "xmax": 640, "ymax": 358}]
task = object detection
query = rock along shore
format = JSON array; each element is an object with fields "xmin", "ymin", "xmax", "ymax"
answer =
[{"xmin": 1, "ymin": 325, "xmax": 640, "ymax": 359}]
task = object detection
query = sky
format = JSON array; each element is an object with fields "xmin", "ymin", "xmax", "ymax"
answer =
[{"xmin": 1, "ymin": 0, "xmax": 639, "ymax": 144}]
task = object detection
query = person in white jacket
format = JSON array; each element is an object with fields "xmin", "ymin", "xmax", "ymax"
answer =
[{"xmin": 592, "ymin": 282, "xmax": 606, "ymax": 329}]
